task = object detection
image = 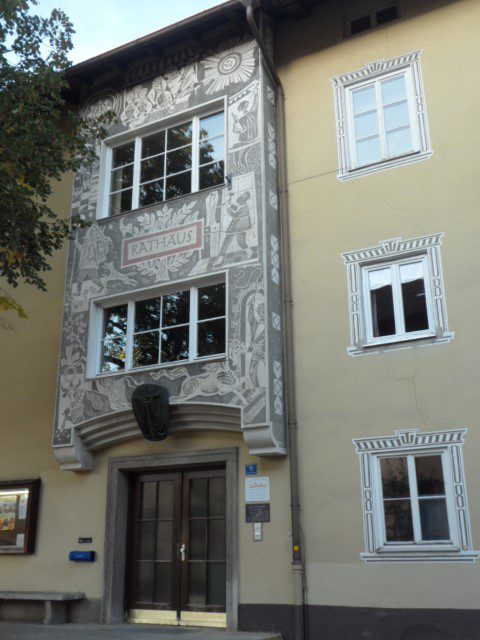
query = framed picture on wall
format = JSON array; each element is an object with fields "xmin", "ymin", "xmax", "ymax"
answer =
[{"xmin": 0, "ymin": 479, "xmax": 40, "ymax": 555}]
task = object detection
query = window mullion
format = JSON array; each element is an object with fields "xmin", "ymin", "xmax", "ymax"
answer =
[
  {"xmin": 375, "ymin": 80, "xmax": 387, "ymax": 159},
  {"xmin": 392, "ymin": 263, "xmax": 405, "ymax": 336},
  {"xmin": 192, "ymin": 116, "xmax": 200, "ymax": 193},
  {"xmin": 125, "ymin": 301, "xmax": 135, "ymax": 371},
  {"xmin": 159, "ymin": 295, "xmax": 164, "ymax": 364},
  {"xmin": 407, "ymin": 455, "xmax": 422, "ymax": 542},
  {"xmin": 132, "ymin": 137, "xmax": 142, "ymax": 209},
  {"xmin": 189, "ymin": 287, "xmax": 198, "ymax": 360}
]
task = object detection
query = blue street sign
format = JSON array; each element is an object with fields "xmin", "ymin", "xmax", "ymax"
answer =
[{"xmin": 245, "ymin": 464, "xmax": 258, "ymax": 476}]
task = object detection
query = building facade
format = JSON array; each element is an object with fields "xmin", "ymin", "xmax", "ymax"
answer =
[{"xmin": 1, "ymin": 0, "xmax": 480, "ymax": 639}]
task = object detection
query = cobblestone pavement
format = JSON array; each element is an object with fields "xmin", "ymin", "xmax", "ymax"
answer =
[{"xmin": 0, "ymin": 623, "xmax": 281, "ymax": 640}]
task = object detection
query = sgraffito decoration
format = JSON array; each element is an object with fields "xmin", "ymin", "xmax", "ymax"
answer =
[{"xmin": 53, "ymin": 36, "xmax": 286, "ymax": 469}]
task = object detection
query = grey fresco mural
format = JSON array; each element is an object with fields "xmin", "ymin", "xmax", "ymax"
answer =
[{"xmin": 53, "ymin": 35, "xmax": 286, "ymax": 468}]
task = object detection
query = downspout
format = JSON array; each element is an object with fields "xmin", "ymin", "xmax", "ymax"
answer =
[{"xmin": 238, "ymin": 3, "xmax": 307, "ymax": 639}]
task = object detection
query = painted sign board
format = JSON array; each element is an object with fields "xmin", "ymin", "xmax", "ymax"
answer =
[
  {"xmin": 245, "ymin": 476, "xmax": 270, "ymax": 503},
  {"xmin": 246, "ymin": 503, "xmax": 270, "ymax": 523},
  {"xmin": 121, "ymin": 220, "xmax": 204, "ymax": 267},
  {"xmin": 245, "ymin": 464, "xmax": 258, "ymax": 476}
]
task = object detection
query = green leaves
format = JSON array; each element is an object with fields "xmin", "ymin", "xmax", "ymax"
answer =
[{"xmin": 0, "ymin": 0, "xmax": 115, "ymax": 295}]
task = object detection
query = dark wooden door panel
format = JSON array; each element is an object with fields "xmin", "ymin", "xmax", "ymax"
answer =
[
  {"xmin": 129, "ymin": 468, "xmax": 226, "ymax": 614},
  {"xmin": 129, "ymin": 472, "xmax": 182, "ymax": 611},
  {"xmin": 181, "ymin": 469, "xmax": 226, "ymax": 612}
]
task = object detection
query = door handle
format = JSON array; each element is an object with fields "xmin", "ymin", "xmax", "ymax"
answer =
[{"xmin": 179, "ymin": 543, "xmax": 186, "ymax": 562}]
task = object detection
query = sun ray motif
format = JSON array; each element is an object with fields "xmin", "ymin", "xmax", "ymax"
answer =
[{"xmin": 203, "ymin": 37, "xmax": 256, "ymax": 95}]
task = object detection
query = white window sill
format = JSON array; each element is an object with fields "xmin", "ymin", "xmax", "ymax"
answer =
[
  {"xmin": 338, "ymin": 149, "xmax": 433, "ymax": 182},
  {"xmin": 347, "ymin": 331, "xmax": 454, "ymax": 357},
  {"xmin": 97, "ymin": 183, "xmax": 226, "ymax": 223},
  {"xmin": 362, "ymin": 549, "xmax": 479, "ymax": 563},
  {"xmin": 87, "ymin": 354, "xmax": 226, "ymax": 381}
]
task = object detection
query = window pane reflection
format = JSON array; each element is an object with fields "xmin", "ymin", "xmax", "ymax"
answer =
[
  {"xmin": 369, "ymin": 267, "xmax": 395, "ymax": 337},
  {"xmin": 400, "ymin": 262, "xmax": 429, "ymax": 333}
]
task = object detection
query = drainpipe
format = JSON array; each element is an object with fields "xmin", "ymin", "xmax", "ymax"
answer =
[{"xmin": 238, "ymin": 3, "xmax": 307, "ymax": 639}]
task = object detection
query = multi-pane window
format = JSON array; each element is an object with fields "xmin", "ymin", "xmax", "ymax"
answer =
[
  {"xmin": 363, "ymin": 256, "xmax": 434, "ymax": 345},
  {"xmin": 107, "ymin": 111, "xmax": 225, "ymax": 216},
  {"xmin": 346, "ymin": 3, "xmax": 398, "ymax": 37},
  {"xmin": 380, "ymin": 455, "xmax": 450, "ymax": 544},
  {"xmin": 332, "ymin": 51, "xmax": 432, "ymax": 180},
  {"xmin": 353, "ymin": 429, "xmax": 479, "ymax": 562},
  {"xmin": 98, "ymin": 282, "xmax": 226, "ymax": 374},
  {"xmin": 350, "ymin": 72, "xmax": 414, "ymax": 167}
]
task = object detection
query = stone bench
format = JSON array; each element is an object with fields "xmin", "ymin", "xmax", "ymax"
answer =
[{"xmin": 0, "ymin": 591, "xmax": 85, "ymax": 624}]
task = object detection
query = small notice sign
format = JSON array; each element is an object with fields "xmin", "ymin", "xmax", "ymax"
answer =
[
  {"xmin": 245, "ymin": 476, "xmax": 270, "ymax": 503},
  {"xmin": 246, "ymin": 503, "xmax": 270, "ymax": 523},
  {"xmin": 245, "ymin": 464, "xmax": 257, "ymax": 476}
]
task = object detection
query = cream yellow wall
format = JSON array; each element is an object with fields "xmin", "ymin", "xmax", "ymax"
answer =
[{"xmin": 278, "ymin": 0, "xmax": 480, "ymax": 608}]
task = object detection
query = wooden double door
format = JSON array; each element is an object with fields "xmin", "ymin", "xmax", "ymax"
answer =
[{"xmin": 128, "ymin": 468, "xmax": 227, "ymax": 626}]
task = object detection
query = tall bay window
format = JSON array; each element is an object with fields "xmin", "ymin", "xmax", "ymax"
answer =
[
  {"xmin": 92, "ymin": 280, "xmax": 226, "ymax": 375},
  {"xmin": 105, "ymin": 111, "xmax": 225, "ymax": 216}
]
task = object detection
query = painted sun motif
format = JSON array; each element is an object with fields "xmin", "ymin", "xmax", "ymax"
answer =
[{"xmin": 203, "ymin": 38, "xmax": 256, "ymax": 95}]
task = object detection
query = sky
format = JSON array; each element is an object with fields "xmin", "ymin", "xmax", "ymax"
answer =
[{"xmin": 35, "ymin": 0, "xmax": 227, "ymax": 64}]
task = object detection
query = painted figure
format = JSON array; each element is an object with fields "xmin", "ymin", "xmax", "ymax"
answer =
[
  {"xmin": 232, "ymin": 84, "xmax": 258, "ymax": 145},
  {"xmin": 217, "ymin": 192, "xmax": 253, "ymax": 261}
]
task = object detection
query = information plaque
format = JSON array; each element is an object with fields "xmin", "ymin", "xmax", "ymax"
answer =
[{"xmin": 246, "ymin": 503, "xmax": 271, "ymax": 523}]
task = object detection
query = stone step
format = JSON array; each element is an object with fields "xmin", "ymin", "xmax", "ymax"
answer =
[{"xmin": 0, "ymin": 622, "xmax": 283, "ymax": 640}]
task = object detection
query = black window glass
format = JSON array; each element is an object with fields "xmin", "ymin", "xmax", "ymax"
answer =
[
  {"xmin": 376, "ymin": 5, "xmax": 398, "ymax": 25},
  {"xmin": 104, "ymin": 305, "xmax": 128, "ymax": 336},
  {"xmin": 381, "ymin": 457, "xmax": 410, "ymax": 498},
  {"xmin": 109, "ymin": 189, "xmax": 132, "ymax": 215},
  {"xmin": 110, "ymin": 164, "xmax": 133, "ymax": 192},
  {"xmin": 369, "ymin": 268, "xmax": 396, "ymax": 337},
  {"xmin": 139, "ymin": 180, "xmax": 164, "ymax": 208},
  {"xmin": 400, "ymin": 262, "xmax": 429, "ymax": 333},
  {"xmin": 167, "ymin": 122, "xmax": 192, "ymax": 150},
  {"xmin": 383, "ymin": 499, "xmax": 414, "ymax": 542},
  {"xmin": 135, "ymin": 298, "xmax": 161, "ymax": 333},
  {"xmin": 198, "ymin": 319, "xmax": 225, "ymax": 357},
  {"xmin": 142, "ymin": 131, "xmax": 165, "ymax": 158},
  {"xmin": 161, "ymin": 326, "xmax": 189, "ymax": 362},
  {"xmin": 162, "ymin": 292, "xmax": 190, "ymax": 327},
  {"xmin": 166, "ymin": 171, "xmax": 192, "ymax": 200},
  {"xmin": 350, "ymin": 14, "xmax": 371, "ymax": 35},
  {"xmin": 415, "ymin": 456, "xmax": 445, "ymax": 496},
  {"xmin": 198, "ymin": 284, "xmax": 225, "ymax": 320},
  {"xmin": 200, "ymin": 161, "xmax": 224, "ymax": 190},
  {"xmin": 166, "ymin": 146, "xmax": 192, "ymax": 175},
  {"xmin": 102, "ymin": 335, "xmax": 126, "ymax": 372},
  {"xmin": 133, "ymin": 331, "xmax": 160, "ymax": 368},
  {"xmin": 418, "ymin": 498, "xmax": 450, "ymax": 541},
  {"xmin": 141, "ymin": 155, "xmax": 165, "ymax": 184},
  {"xmin": 112, "ymin": 142, "xmax": 134, "ymax": 168}
]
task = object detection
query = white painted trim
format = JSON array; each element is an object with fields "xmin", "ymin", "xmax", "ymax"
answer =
[
  {"xmin": 331, "ymin": 50, "xmax": 432, "ymax": 180},
  {"xmin": 353, "ymin": 428, "xmax": 478, "ymax": 563},
  {"xmin": 341, "ymin": 233, "xmax": 453, "ymax": 356}
]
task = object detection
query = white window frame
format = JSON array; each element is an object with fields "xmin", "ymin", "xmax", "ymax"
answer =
[
  {"xmin": 342, "ymin": 233, "xmax": 454, "ymax": 356},
  {"xmin": 353, "ymin": 429, "xmax": 478, "ymax": 563},
  {"xmin": 86, "ymin": 273, "xmax": 227, "ymax": 378},
  {"xmin": 96, "ymin": 100, "xmax": 226, "ymax": 220},
  {"xmin": 362, "ymin": 254, "xmax": 435, "ymax": 347},
  {"xmin": 331, "ymin": 51, "xmax": 433, "ymax": 181},
  {"xmin": 345, "ymin": 1, "xmax": 399, "ymax": 38}
]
